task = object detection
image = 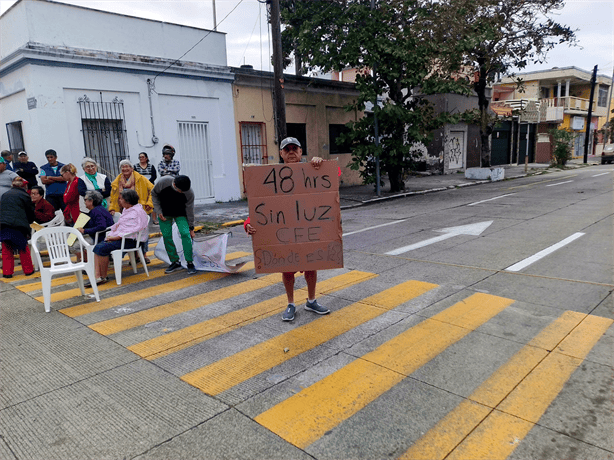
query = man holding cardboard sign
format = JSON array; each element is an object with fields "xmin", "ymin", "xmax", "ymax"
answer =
[{"xmin": 244, "ymin": 137, "xmax": 343, "ymax": 322}]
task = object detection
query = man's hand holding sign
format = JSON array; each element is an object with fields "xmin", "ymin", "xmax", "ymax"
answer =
[{"xmin": 244, "ymin": 137, "xmax": 343, "ymax": 322}]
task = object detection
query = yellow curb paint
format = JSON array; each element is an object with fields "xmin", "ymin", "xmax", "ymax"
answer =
[
  {"xmin": 221, "ymin": 220, "xmax": 245, "ymax": 227},
  {"xmin": 446, "ymin": 314, "xmax": 612, "ymax": 460},
  {"xmin": 128, "ymin": 271, "xmax": 376, "ymax": 360},
  {"xmin": 254, "ymin": 292, "xmax": 514, "ymax": 449},
  {"xmin": 182, "ymin": 280, "xmax": 437, "ymax": 395},
  {"xmin": 59, "ymin": 253, "xmax": 252, "ymax": 317},
  {"xmin": 90, "ymin": 272, "xmax": 282, "ymax": 335},
  {"xmin": 400, "ymin": 310, "xmax": 587, "ymax": 460}
]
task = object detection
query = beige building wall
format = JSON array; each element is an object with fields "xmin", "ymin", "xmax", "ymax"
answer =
[{"xmin": 232, "ymin": 68, "xmax": 363, "ymax": 196}]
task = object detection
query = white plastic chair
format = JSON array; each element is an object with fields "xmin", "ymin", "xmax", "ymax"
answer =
[
  {"xmin": 31, "ymin": 226, "xmax": 100, "ymax": 312},
  {"xmin": 110, "ymin": 216, "xmax": 150, "ymax": 285},
  {"xmin": 30, "ymin": 210, "xmax": 66, "ymax": 271},
  {"xmin": 41, "ymin": 210, "xmax": 65, "ymax": 228}
]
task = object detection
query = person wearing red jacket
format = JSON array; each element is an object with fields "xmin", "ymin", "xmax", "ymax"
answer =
[
  {"xmin": 31, "ymin": 186, "xmax": 55, "ymax": 223},
  {"xmin": 60, "ymin": 163, "xmax": 81, "ymax": 225}
]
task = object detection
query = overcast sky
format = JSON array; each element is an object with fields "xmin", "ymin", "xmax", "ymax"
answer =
[{"xmin": 1, "ymin": 0, "xmax": 612, "ymax": 78}]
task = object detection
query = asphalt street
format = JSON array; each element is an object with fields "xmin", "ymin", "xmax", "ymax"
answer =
[{"xmin": 1, "ymin": 162, "xmax": 612, "ymax": 459}]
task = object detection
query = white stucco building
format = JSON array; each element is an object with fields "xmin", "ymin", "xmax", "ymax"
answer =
[{"xmin": 0, "ymin": 0, "xmax": 241, "ymax": 203}]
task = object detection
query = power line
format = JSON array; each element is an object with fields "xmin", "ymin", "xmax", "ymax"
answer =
[{"xmin": 152, "ymin": 0, "xmax": 245, "ymax": 84}]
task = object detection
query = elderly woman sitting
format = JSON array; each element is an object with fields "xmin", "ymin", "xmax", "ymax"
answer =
[
  {"xmin": 109, "ymin": 159, "xmax": 154, "ymax": 263},
  {"xmin": 88, "ymin": 189, "xmax": 148, "ymax": 286},
  {"xmin": 76, "ymin": 190, "xmax": 114, "ymax": 242}
]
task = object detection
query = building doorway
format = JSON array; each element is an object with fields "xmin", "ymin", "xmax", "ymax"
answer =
[{"xmin": 177, "ymin": 121, "xmax": 214, "ymax": 200}]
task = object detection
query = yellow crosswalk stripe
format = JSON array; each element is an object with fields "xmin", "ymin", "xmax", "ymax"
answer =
[
  {"xmin": 254, "ymin": 292, "xmax": 514, "ymax": 449},
  {"xmin": 18, "ymin": 259, "xmax": 165, "ymax": 293},
  {"xmin": 5, "ymin": 250, "xmax": 158, "ymax": 284},
  {"xmin": 89, "ymin": 272, "xmax": 282, "ymax": 335},
  {"xmin": 400, "ymin": 310, "xmax": 588, "ymax": 460},
  {"xmin": 404, "ymin": 312, "xmax": 613, "ymax": 460},
  {"xmin": 60, "ymin": 253, "xmax": 253, "ymax": 317},
  {"xmin": 182, "ymin": 280, "xmax": 437, "ymax": 395},
  {"xmin": 127, "ymin": 270, "xmax": 377, "ymax": 360}
]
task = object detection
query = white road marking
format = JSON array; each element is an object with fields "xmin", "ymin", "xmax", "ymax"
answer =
[
  {"xmin": 343, "ymin": 219, "xmax": 409, "ymax": 237},
  {"xmin": 505, "ymin": 232, "xmax": 585, "ymax": 272},
  {"xmin": 545, "ymin": 180, "xmax": 573, "ymax": 187},
  {"xmin": 592, "ymin": 172, "xmax": 612, "ymax": 177},
  {"xmin": 385, "ymin": 221, "xmax": 493, "ymax": 256},
  {"xmin": 467, "ymin": 193, "xmax": 515, "ymax": 207}
]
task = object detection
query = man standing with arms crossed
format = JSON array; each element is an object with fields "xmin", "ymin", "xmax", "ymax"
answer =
[
  {"xmin": 244, "ymin": 137, "xmax": 330, "ymax": 322},
  {"xmin": 39, "ymin": 149, "xmax": 67, "ymax": 211},
  {"xmin": 152, "ymin": 174, "xmax": 197, "ymax": 275}
]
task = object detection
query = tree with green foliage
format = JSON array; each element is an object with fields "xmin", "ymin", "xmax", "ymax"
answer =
[
  {"xmin": 280, "ymin": 0, "xmax": 468, "ymax": 192},
  {"xmin": 550, "ymin": 128, "xmax": 575, "ymax": 166},
  {"xmin": 437, "ymin": 0, "xmax": 576, "ymax": 167}
]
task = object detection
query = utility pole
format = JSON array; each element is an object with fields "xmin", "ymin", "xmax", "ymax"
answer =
[
  {"xmin": 584, "ymin": 65, "xmax": 598, "ymax": 163},
  {"xmin": 270, "ymin": 0, "xmax": 287, "ymax": 145},
  {"xmin": 212, "ymin": 0, "xmax": 217, "ymax": 31}
]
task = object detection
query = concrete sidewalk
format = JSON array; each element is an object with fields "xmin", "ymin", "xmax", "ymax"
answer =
[{"xmin": 191, "ymin": 160, "xmax": 593, "ymax": 227}]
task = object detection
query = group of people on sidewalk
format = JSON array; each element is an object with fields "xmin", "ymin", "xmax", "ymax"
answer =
[
  {"xmin": 0, "ymin": 144, "xmax": 197, "ymax": 282},
  {"xmin": 2, "ymin": 138, "xmax": 328, "ymax": 324}
]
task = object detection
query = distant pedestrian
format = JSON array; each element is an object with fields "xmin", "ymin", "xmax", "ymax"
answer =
[
  {"xmin": 1, "ymin": 150, "xmax": 15, "ymax": 172},
  {"xmin": 30, "ymin": 186, "xmax": 55, "ymax": 224},
  {"xmin": 1, "ymin": 176, "xmax": 35, "ymax": 278},
  {"xmin": 60, "ymin": 163, "xmax": 81, "ymax": 226},
  {"xmin": 14, "ymin": 151, "xmax": 39, "ymax": 189},
  {"xmin": 78, "ymin": 157, "xmax": 111, "ymax": 208},
  {"xmin": 134, "ymin": 152, "xmax": 157, "ymax": 184},
  {"xmin": 39, "ymin": 149, "xmax": 67, "ymax": 211},
  {"xmin": 244, "ymin": 137, "xmax": 330, "ymax": 322},
  {"xmin": 158, "ymin": 144, "xmax": 180, "ymax": 177},
  {"xmin": 152, "ymin": 175, "xmax": 196, "ymax": 275}
]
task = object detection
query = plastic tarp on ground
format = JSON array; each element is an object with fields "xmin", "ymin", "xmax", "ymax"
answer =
[{"xmin": 154, "ymin": 226, "xmax": 246, "ymax": 273}]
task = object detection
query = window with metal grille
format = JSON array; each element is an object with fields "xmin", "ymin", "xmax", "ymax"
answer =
[
  {"xmin": 240, "ymin": 122, "xmax": 268, "ymax": 164},
  {"xmin": 6, "ymin": 121, "xmax": 25, "ymax": 154},
  {"xmin": 78, "ymin": 95, "xmax": 128, "ymax": 178}
]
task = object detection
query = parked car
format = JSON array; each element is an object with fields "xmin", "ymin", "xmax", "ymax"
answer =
[{"xmin": 601, "ymin": 144, "xmax": 614, "ymax": 164}]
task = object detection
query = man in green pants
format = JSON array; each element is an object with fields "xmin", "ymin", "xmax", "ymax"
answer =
[{"xmin": 152, "ymin": 175, "xmax": 197, "ymax": 275}]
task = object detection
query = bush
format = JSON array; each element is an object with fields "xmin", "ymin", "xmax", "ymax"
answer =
[{"xmin": 550, "ymin": 128, "xmax": 575, "ymax": 166}]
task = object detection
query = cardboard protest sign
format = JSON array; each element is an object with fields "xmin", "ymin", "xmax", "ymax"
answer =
[{"xmin": 244, "ymin": 160, "xmax": 343, "ymax": 274}]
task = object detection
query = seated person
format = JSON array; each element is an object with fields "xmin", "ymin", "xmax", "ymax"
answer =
[
  {"xmin": 87, "ymin": 189, "xmax": 148, "ymax": 286},
  {"xmin": 30, "ymin": 186, "xmax": 55, "ymax": 224},
  {"xmin": 76, "ymin": 190, "xmax": 114, "ymax": 243}
]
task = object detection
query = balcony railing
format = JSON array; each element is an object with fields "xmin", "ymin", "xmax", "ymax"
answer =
[{"xmin": 500, "ymin": 96, "xmax": 597, "ymax": 122}]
